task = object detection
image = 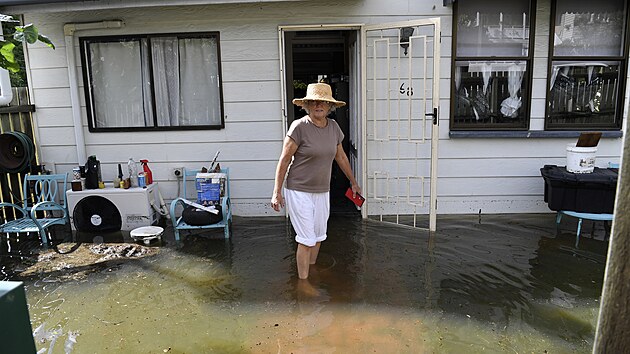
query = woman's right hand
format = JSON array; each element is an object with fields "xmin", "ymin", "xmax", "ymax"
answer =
[{"xmin": 271, "ymin": 192, "xmax": 284, "ymax": 212}]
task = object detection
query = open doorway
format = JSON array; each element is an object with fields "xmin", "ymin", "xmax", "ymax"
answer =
[{"xmin": 282, "ymin": 29, "xmax": 360, "ymax": 215}]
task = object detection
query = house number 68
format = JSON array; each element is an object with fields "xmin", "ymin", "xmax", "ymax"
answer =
[{"xmin": 399, "ymin": 83, "xmax": 413, "ymax": 96}]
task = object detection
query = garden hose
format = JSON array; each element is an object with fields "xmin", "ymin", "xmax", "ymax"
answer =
[{"xmin": 0, "ymin": 131, "xmax": 35, "ymax": 173}]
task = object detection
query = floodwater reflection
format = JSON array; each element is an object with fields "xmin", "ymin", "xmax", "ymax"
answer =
[{"xmin": 1, "ymin": 213, "xmax": 607, "ymax": 353}]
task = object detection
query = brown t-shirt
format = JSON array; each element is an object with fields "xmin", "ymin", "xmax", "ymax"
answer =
[{"xmin": 286, "ymin": 116, "xmax": 344, "ymax": 193}]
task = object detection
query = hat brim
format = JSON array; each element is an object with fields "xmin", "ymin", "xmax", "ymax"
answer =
[{"xmin": 292, "ymin": 98, "xmax": 346, "ymax": 108}]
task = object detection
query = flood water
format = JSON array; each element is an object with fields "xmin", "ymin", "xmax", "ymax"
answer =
[{"xmin": 1, "ymin": 213, "xmax": 608, "ymax": 353}]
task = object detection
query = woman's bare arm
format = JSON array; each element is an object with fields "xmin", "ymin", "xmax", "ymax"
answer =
[
  {"xmin": 334, "ymin": 143, "xmax": 362, "ymax": 196},
  {"xmin": 271, "ymin": 136, "xmax": 298, "ymax": 211}
]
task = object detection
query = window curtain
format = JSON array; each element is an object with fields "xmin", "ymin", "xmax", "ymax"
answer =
[
  {"xmin": 90, "ymin": 41, "xmax": 148, "ymax": 128},
  {"xmin": 151, "ymin": 37, "xmax": 221, "ymax": 126},
  {"xmin": 500, "ymin": 63, "xmax": 525, "ymax": 118},
  {"xmin": 151, "ymin": 37, "xmax": 180, "ymax": 126}
]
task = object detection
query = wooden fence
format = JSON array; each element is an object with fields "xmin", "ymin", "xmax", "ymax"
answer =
[{"xmin": 0, "ymin": 87, "xmax": 38, "ymax": 222}]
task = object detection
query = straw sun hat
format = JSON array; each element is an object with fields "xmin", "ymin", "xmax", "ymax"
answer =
[{"xmin": 292, "ymin": 83, "xmax": 346, "ymax": 108}]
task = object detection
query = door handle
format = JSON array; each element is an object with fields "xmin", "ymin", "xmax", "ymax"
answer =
[{"xmin": 425, "ymin": 107, "xmax": 438, "ymax": 125}]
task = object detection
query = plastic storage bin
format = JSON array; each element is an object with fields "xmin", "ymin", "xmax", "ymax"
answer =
[{"xmin": 540, "ymin": 165, "xmax": 618, "ymax": 213}]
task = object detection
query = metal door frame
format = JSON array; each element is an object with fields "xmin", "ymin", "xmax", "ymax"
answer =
[
  {"xmin": 278, "ymin": 24, "xmax": 364, "ymax": 217},
  {"xmin": 361, "ymin": 18, "xmax": 441, "ymax": 231}
]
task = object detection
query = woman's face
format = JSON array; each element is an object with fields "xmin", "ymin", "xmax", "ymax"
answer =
[{"xmin": 306, "ymin": 100, "xmax": 332, "ymax": 119}]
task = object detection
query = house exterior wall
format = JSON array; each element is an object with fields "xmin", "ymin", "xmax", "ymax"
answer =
[{"xmin": 15, "ymin": 0, "xmax": 627, "ymax": 216}]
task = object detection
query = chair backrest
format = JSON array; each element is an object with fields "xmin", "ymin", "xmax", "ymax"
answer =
[
  {"xmin": 182, "ymin": 168, "xmax": 230, "ymax": 201},
  {"xmin": 22, "ymin": 173, "xmax": 68, "ymax": 210}
]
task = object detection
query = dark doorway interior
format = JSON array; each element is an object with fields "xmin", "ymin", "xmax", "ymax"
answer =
[{"xmin": 285, "ymin": 30, "xmax": 359, "ymax": 215}]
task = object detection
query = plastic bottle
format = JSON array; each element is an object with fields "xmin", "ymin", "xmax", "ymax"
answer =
[
  {"xmin": 140, "ymin": 159, "xmax": 153, "ymax": 184},
  {"xmin": 128, "ymin": 158, "xmax": 138, "ymax": 187}
]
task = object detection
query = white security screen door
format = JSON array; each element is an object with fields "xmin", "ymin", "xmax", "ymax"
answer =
[{"xmin": 362, "ymin": 19, "xmax": 441, "ymax": 231}]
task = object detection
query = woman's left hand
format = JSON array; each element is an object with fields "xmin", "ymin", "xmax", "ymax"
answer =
[
  {"xmin": 271, "ymin": 192, "xmax": 285, "ymax": 212},
  {"xmin": 351, "ymin": 183, "xmax": 362, "ymax": 198}
]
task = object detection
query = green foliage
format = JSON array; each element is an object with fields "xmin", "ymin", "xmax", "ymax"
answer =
[{"xmin": 0, "ymin": 13, "xmax": 54, "ymax": 77}]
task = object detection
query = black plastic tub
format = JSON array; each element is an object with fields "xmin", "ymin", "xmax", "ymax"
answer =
[{"xmin": 540, "ymin": 165, "xmax": 618, "ymax": 213}]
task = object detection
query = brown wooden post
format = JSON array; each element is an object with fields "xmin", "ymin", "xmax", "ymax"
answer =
[{"xmin": 593, "ymin": 129, "xmax": 630, "ymax": 352}]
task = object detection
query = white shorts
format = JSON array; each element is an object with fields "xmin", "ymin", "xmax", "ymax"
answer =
[{"xmin": 284, "ymin": 188, "xmax": 329, "ymax": 247}]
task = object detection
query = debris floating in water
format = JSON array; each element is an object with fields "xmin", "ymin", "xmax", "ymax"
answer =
[
  {"xmin": 17, "ymin": 243, "xmax": 159, "ymax": 280},
  {"xmin": 89, "ymin": 243, "xmax": 153, "ymax": 259}
]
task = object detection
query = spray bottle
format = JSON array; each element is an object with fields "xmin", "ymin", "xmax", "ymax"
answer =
[{"xmin": 140, "ymin": 159, "xmax": 153, "ymax": 185}]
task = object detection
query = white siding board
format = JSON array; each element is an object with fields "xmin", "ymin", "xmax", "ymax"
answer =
[
  {"xmin": 30, "ymin": 68, "xmax": 72, "ymax": 89},
  {"xmin": 531, "ymin": 79, "xmax": 547, "ymax": 99},
  {"xmin": 371, "ymin": 158, "xmax": 567, "ymax": 178},
  {"xmin": 529, "ymin": 118, "xmax": 546, "ymax": 130},
  {"xmin": 32, "ymin": 88, "xmax": 72, "ymax": 108},
  {"xmin": 95, "ymin": 160, "xmax": 276, "ymax": 184},
  {"xmin": 37, "ymin": 127, "xmax": 77, "ymax": 146},
  {"xmin": 369, "ymin": 139, "xmax": 622, "ymax": 159},
  {"xmin": 76, "ymin": 122, "xmax": 280, "ymax": 146},
  {"xmin": 367, "ymin": 176, "xmax": 542, "ymax": 198},
  {"xmin": 34, "ymin": 107, "xmax": 76, "ymax": 127},
  {"xmin": 39, "ymin": 146, "xmax": 79, "ymax": 165},
  {"xmin": 224, "ymin": 101, "xmax": 282, "ymax": 122},
  {"xmin": 532, "ymin": 58, "xmax": 548, "ymax": 79},
  {"xmin": 439, "ymin": 176, "xmax": 543, "ymax": 196},
  {"xmin": 27, "ymin": 46, "xmax": 69, "ymax": 69},
  {"xmin": 220, "ymin": 40, "xmax": 279, "ymax": 62},
  {"xmin": 439, "ymin": 56, "xmax": 452, "ymax": 79},
  {"xmin": 83, "ymin": 141, "xmax": 280, "ymax": 162},
  {"xmin": 454, "ymin": 139, "xmax": 623, "ymax": 158},
  {"xmin": 222, "ymin": 60, "xmax": 279, "ymax": 82},
  {"xmin": 371, "ymin": 196, "xmax": 550, "ymax": 214},
  {"xmin": 530, "ymin": 98, "xmax": 546, "ymax": 118},
  {"xmin": 223, "ymin": 81, "xmax": 280, "ymax": 102}
]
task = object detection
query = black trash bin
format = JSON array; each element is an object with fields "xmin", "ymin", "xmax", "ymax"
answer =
[{"xmin": 540, "ymin": 165, "xmax": 618, "ymax": 213}]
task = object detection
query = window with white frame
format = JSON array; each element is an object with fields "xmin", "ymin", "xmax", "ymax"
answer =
[
  {"xmin": 546, "ymin": 0, "xmax": 628, "ymax": 130},
  {"xmin": 451, "ymin": 0, "xmax": 534, "ymax": 130},
  {"xmin": 80, "ymin": 33, "xmax": 224, "ymax": 131}
]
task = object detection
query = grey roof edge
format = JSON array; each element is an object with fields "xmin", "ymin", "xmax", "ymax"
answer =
[{"xmin": 0, "ymin": 0, "xmax": 304, "ymax": 13}]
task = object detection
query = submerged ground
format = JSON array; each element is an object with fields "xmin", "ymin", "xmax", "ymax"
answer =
[{"xmin": 1, "ymin": 213, "xmax": 609, "ymax": 353}]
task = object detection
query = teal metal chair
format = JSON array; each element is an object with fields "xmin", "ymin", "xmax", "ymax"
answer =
[
  {"xmin": 556, "ymin": 162, "xmax": 619, "ymax": 248},
  {"xmin": 170, "ymin": 168, "xmax": 232, "ymax": 240},
  {"xmin": 0, "ymin": 173, "xmax": 69, "ymax": 246}
]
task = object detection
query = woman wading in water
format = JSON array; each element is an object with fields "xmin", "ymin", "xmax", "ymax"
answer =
[{"xmin": 271, "ymin": 83, "xmax": 362, "ymax": 280}]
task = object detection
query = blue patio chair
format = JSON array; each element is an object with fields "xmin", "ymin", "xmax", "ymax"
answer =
[
  {"xmin": 556, "ymin": 162, "xmax": 619, "ymax": 248},
  {"xmin": 0, "ymin": 173, "xmax": 70, "ymax": 246},
  {"xmin": 170, "ymin": 168, "xmax": 232, "ymax": 241}
]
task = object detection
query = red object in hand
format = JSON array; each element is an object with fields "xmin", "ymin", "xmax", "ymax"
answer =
[
  {"xmin": 140, "ymin": 159, "xmax": 153, "ymax": 184},
  {"xmin": 345, "ymin": 187, "xmax": 365, "ymax": 207}
]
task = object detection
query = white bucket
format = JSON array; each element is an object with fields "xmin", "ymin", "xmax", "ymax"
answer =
[{"xmin": 566, "ymin": 143, "xmax": 597, "ymax": 173}]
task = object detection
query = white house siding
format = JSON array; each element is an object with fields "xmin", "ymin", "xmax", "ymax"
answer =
[{"xmin": 14, "ymin": 0, "xmax": 626, "ymax": 216}]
